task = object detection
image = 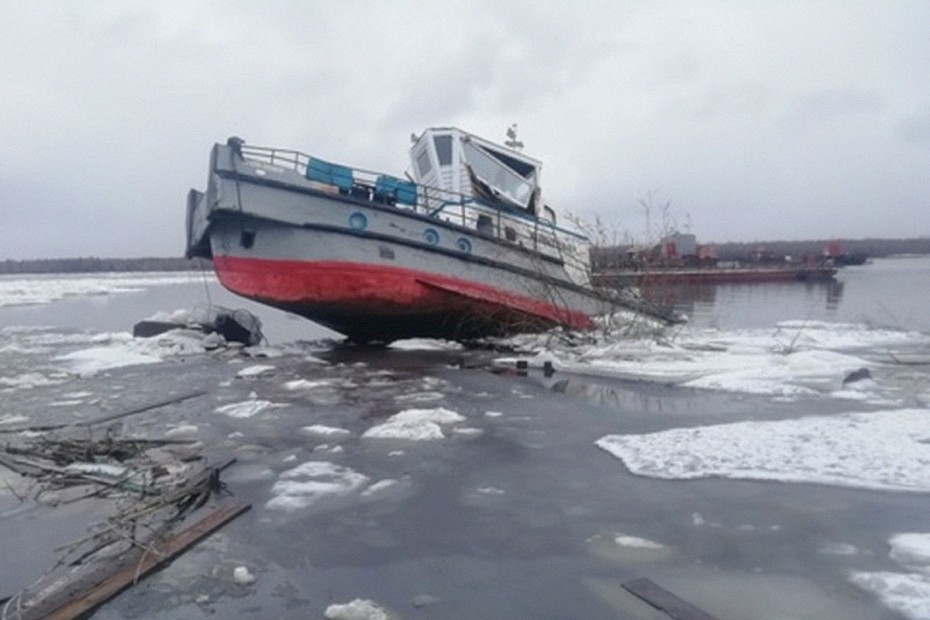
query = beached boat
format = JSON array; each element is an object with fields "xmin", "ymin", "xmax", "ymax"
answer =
[{"xmin": 186, "ymin": 128, "xmax": 668, "ymax": 342}]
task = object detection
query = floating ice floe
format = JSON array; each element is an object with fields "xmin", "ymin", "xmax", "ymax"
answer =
[
  {"xmin": 394, "ymin": 391, "xmax": 445, "ymax": 403},
  {"xmin": 53, "ymin": 331, "xmax": 210, "ymax": 375},
  {"xmin": 0, "ymin": 372, "xmax": 65, "ymax": 391},
  {"xmin": 236, "ymin": 364, "xmax": 275, "ymax": 378},
  {"xmin": 232, "ymin": 565, "xmax": 256, "ymax": 585},
  {"xmin": 596, "ymin": 408, "xmax": 930, "ymax": 493},
  {"xmin": 475, "ymin": 486, "xmax": 506, "ymax": 495},
  {"xmin": 389, "ymin": 338, "xmax": 464, "ymax": 351},
  {"xmin": 266, "ymin": 461, "xmax": 369, "ymax": 511},
  {"xmin": 285, "ymin": 379, "xmax": 334, "ymax": 390},
  {"xmin": 361, "ymin": 479, "xmax": 398, "ymax": 497},
  {"xmin": 498, "ymin": 321, "xmax": 930, "ymax": 401},
  {"xmin": 0, "ymin": 272, "xmax": 206, "ymax": 308},
  {"xmin": 324, "ymin": 598, "xmax": 390, "ymax": 620},
  {"xmin": 851, "ymin": 533, "xmax": 930, "ymax": 619},
  {"xmin": 614, "ymin": 535, "xmax": 666, "ymax": 550},
  {"xmin": 585, "ymin": 531, "xmax": 671, "ymax": 562},
  {"xmin": 0, "ymin": 414, "xmax": 30, "ymax": 426},
  {"xmin": 451, "ymin": 426, "xmax": 483, "ymax": 437},
  {"xmin": 362, "ymin": 407, "xmax": 466, "ymax": 441},
  {"xmin": 301, "ymin": 424, "xmax": 351, "ymax": 437},
  {"xmin": 214, "ymin": 398, "xmax": 288, "ymax": 419},
  {"xmin": 165, "ymin": 424, "xmax": 199, "ymax": 437}
]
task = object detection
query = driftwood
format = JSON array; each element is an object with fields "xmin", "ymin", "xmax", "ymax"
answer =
[
  {"xmin": 35, "ymin": 501, "xmax": 250, "ymax": 620},
  {"xmin": 0, "ymin": 391, "xmax": 250, "ymax": 620},
  {"xmin": 622, "ymin": 578, "xmax": 720, "ymax": 620},
  {"xmin": 1, "ymin": 458, "xmax": 246, "ymax": 620}
]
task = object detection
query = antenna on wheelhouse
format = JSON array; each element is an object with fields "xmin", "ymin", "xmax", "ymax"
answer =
[{"xmin": 505, "ymin": 124, "xmax": 523, "ymax": 151}]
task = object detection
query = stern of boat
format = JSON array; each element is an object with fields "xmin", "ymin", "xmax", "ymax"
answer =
[{"xmin": 185, "ymin": 188, "xmax": 212, "ymax": 259}]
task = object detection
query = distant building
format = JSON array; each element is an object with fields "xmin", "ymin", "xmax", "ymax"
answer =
[{"xmin": 659, "ymin": 232, "xmax": 697, "ymax": 258}]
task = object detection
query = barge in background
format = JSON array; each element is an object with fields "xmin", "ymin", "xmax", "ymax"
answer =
[
  {"xmin": 592, "ymin": 264, "xmax": 838, "ymax": 287},
  {"xmin": 591, "ymin": 232, "xmax": 839, "ymax": 288},
  {"xmin": 186, "ymin": 128, "xmax": 675, "ymax": 343}
]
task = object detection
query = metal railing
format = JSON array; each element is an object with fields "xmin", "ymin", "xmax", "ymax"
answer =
[{"xmin": 236, "ymin": 143, "xmax": 590, "ymax": 273}]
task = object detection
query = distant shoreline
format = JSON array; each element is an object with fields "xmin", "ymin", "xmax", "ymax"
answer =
[{"xmin": 0, "ymin": 257, "xmax": 208, "ymax": 275}]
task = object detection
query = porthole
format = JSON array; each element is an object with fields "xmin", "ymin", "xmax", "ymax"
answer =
[
  {"xmin": 456, "ymin": 237, "xmax": 472, "ymax": 253},
  {"xmin": 423, "ymin": 228, "xmax": 440, "ymax": 245},
  {"xmin": 348, "ymin": 212, "xmax": 368, "ymax": 231}
]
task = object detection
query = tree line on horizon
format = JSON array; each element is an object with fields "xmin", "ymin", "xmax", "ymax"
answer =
[
  {"xmin": 711, "ymin": 237, "xmax": 930, "ymax": 261},
  {"xmin": 0, "ymin": 256, "xmax": 207, "ymax": 275}
]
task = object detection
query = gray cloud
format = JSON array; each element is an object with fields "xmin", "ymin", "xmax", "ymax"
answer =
[{"xmin": 1, "ymin": 1, "xmax": 928, "ymax": 259}]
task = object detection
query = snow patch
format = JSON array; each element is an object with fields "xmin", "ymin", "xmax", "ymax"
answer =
[
  {"xmin": 852, "ymin": 536, "xmax": 930, "ymax": 620},
  {"xmin": 614, "ymin": 535, "xmax": 665, "ymax": 550},
  {"xmin": 596, "ymin": 408, "xmax": 930, "ymax": 493},
  {"xmin": 389, "ymin": 338, "xmax": 464, "ymax": 351},
  {"xmin": 236, "ymin": 364, "xmax": 275, "ymax": 378},
  {"xmin": 476, "ymin": 486, "xmax": 506, "ymax": 495},
  {"xmin": 890, "ymin": 534, "xmax": 930, "ymax": 569},
  {"xmin": 361, "ymin": 479, "xmax": 398, "ymax": 497},
  {"xmin": 285, "ymin": 379, "xmax": 333, "ymax": 390},
  {"xmin": 498, "ymin": 321, "xmax": 930, "ymax": 401},
  {"xmin": 266, "ymin": 461, "xmax": 369, "ymax": 511},
  {"xmin": 850, "ymin": 572, "xmax": 930, "ymax": 620},
  {"xmin": 324, "ymin": 599, "xmax": 389, "ymax": 620},
  {"xmin": 452, "ymin": 426, "xmax": 483, "ymax": 437},
  {"xmin": 215, "ymin": 398, "xmax": 287, "ymax": 419},
  {"xmin": 301, "ymin": 424, "xmax": 351, "ymax": 437},
  {"xmin": 362, "ymin": 407, "xmax": 466, "ymax": 441},
  {"xmin": 54, "ymin": 331, "xmax": 209, "ymax": 375}
]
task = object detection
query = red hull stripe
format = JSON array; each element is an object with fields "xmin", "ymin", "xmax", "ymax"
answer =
[{"xmin": 213, "ymin": 256, "xmax": 594, "ymax": 329}]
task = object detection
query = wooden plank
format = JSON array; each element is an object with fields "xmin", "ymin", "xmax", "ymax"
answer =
[
  {"xmin": 622, "ymin": 578, "xmax": 720, "ymax": 620},
  {"xmin": 42, "ymin": 500, "xmax": 251, "ymax": 620}
]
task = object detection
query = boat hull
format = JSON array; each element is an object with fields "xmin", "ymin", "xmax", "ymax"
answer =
[
  {"xmin": 212, "ymin": 254, "xmax": 594, "ymax": 341},
  {"xmin": 188, "ymin": 142, "xmax": 620, "ymax": 341}
]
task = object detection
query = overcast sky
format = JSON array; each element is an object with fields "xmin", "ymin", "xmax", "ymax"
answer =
[{"xmin": 2, "ymin": 1, "xmax": 928, "ymax": 259}]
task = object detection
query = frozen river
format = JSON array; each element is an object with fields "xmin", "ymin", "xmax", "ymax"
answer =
[{"xmin": 1, "ymin": 257, "xmax": 929, "ymax": 619}]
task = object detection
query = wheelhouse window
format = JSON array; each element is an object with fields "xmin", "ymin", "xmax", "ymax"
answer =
[
  {"xmin": 434, "ymin": 135, "xmax": 453, "ymax": 166},
  {"xmin": 416, "ymin": 149, "xmax": 432, "ymax": 176}
]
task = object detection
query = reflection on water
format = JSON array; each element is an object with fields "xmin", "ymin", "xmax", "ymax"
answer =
[
  {"xmin": 639, "ymin": 256, "xmax": 930, "ymax": 332},
  {"xmin": 824, "ymin": 279, "xmax": 844, "ymax": 311},
  {"xmin": 528, "ymin": 370, "xmax": 761, "ymax": 425},
  {"xmin": 648, "ymin": 280, "xmax": 847, "ymax": 330}
]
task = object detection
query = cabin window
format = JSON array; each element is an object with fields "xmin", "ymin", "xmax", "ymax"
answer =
[
  {"xmin": 462, "ymin": 141, "xmax": 533, "ymax": 207},
  {"xmin": 479, "ymin": 145, "xmax": 536, "ymax": 179},
  {"xmin": 416, "ymin": 149, "xmax": 432, "ymax": 176},
  {"xmin": 434, "ymin": 135, "xmax": 453, "ymax": 166}
]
